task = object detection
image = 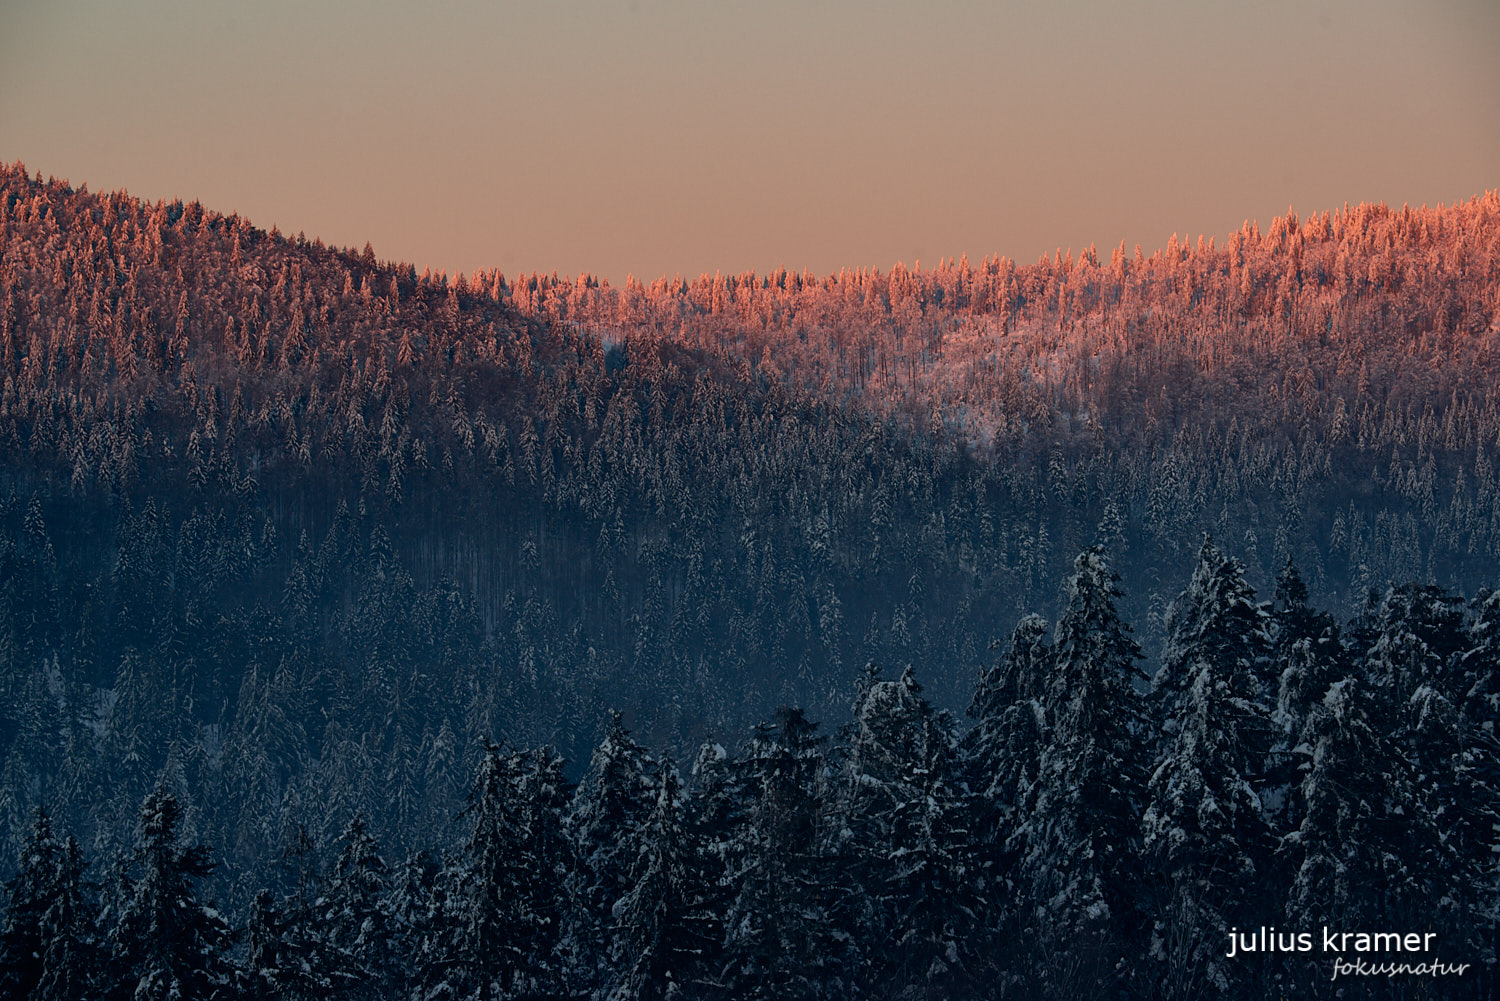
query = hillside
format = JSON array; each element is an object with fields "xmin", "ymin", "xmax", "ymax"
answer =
[{"xmin": 1, "ymin": 162, "xmax": 1498, "ymax": 900}]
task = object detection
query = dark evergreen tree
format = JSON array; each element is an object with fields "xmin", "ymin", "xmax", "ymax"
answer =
[
  {"xmin": 1283, "ymin": 676, "xmax": 1449, "ymax": 955},
  {"xmin": 838, "ymin": 667, "xmax": 978, "ymax": 999},
  {"xmin": 33, "ymin": 836, "xmax": 103, "ymax": 1001},
  {"xmin": 719, "ymin": 707, "xmax": 849, "ymax": 1000},
  {"xmin": 514, "ymin": 746, "xmax": 574, "ymax": 998},
  {"xmin": 243, "ymin": 890, "xmax": 295, "ymax": 1001},
  {"xmin": 1267, "ymin": 560, "xmax": 1344, "ymax": 830},
  {"xmin": 962, "ymin": 612, "xmax": 1050, "ymax": 956},
  {"xmin": 605, "ymin": 761, "xmax": 720, "ymax": 1001},
  {"xmin": 567, "ymin": 712, "xmax": 656, "ymax": 992},
  {"xmin": 427, "ymin": 744, "xmax": 554, "ymax": 1001},
  {"xmin": 0, "ymin": 808, "xmax": 61, "ymax": 1000},
  {"xmin": 106, "ymin": 790, "xmax": 234, "ymax": 1001},
  {"xmin": 1360, "ymin": 583, "xmax": 1467, "ymax": 705},
  {"xmin": 1403, "ymin": 679, "xmax": 1499, "ymax": 972},
  {"xmin": 387, "ymin": 850, "xmax": 442, "ymax": 1001},
  {"xmin": 1459, "ymin": 587, "xmax": 1500, "ymax": 976},
  {"xmin": 1142, "ymin": 540, "xmax": 1273, "ymax": 997},
  {"xmin": 1015, "ymin": 547, "xmax": 1150, "ymax": 997},
  {"xmin": 311, "ymin": 814, "xmax": 394, "ymax": 1001}
]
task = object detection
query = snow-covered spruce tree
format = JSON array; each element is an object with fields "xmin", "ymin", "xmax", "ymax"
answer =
[
  {"xmin": 606, "ymin": 760, "xmax": 721, "ymax": 1001},
  {"xmin": 427, "ymin": 744, "xmax": 566, "ymax": 1001},
  {"xmin": 105, "ymin": 789, "xmax": 234, "ymax": 1001},
  {"xmin": 1363, "ymin": 584, "xmax": 1498, "ymax": 972},
  {"xmin": 1152, "ymin": 538, "xmax": 1272, "ymax": 720},
  {"xmin": 33, "ymin": 835, "xmax": 105, "ymax": 1001},
  {"xmin": 0, "ymin": 808, "xmax": 59, "ymax": 999},
  {"xmin": 1358, "ymin": 583, "xmax": 1468, "ymax": 726},
  {"xmin": 243, "ymin": 889, "xmax": 307, "ymax": 1001},
  {"xmin": 1460, "ymin": 587, "xmax": 1500, "ymax": 986},
  {"xmin": 1404, "ymin": 679, "xmax": 1500, "ymax": 974},
  {"xmin": 1463, "ymin": 590, "xmax": 1500, "ymax": 808},
  {"xmin": 961, "ymin": 614, "xmax": 1050, "ymax": 983},
  {"xmin": 515, "ymin": 745, "xmax": 575, "ymax": 995},
  {"xmin": 1267, "ymin": 560, "xmax": 1343, "ymax": 833},
  {"xmin": 1283, "ymin": 678, "xmax": 1447, "ymax": 948},
  {"xmin": 684, "ymin": 738, "xmax": 742, "ymax": 901},
  {"xmin": 1142, "ymin": 540, "xmax": 1274, "ymax": 998},
  {"xmin": 1460, "ymin": 587, "xmax": 1500, "ymax": 723},
  {"xmin": 386, "ymin": 849, "xmax": 442, "ymax": 1000},
  {"xmin": 309, "ymin": 814, "xmax": 395, "ymax": 1001},
  {"xmin": 1268, "ymin": 559, "xmax": 1328, "ymax": 684},
  {"xmin": 1015, "ymin": 547, "xmax": 1150, "ymax": 997},
  {"xmin": 837, "ymin": 665, "xmax": 978, "ymax": 999},
  {"xmin": 242, "ymin": 825, "xmax": 331, "ymax": 1001},
  {"xmin": 567, "ymin": 712, "xmax": 657, "ymax": 994},
  {"xmin": 719, "ymin": 707, "xmax": 850, "ymax": 1000}
]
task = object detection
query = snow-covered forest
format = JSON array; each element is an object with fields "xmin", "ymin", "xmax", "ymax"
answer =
[
  {"xmin": 1, "ymin": 162, "xmax": 1498, "ymax": 996},
  {"xmin": 6, "ymin": 542, "xmax": 1497, "ymax": 998}
]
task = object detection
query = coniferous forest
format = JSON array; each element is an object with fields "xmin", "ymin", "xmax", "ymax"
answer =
[{"xmin": 1, "ymin": 162, "xmax": 1499, "ymax": 997}]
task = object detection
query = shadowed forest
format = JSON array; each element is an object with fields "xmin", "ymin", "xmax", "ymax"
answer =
[{"xmin": 1, "ymin": 162, "xmax": 1498, "ymax": 997}]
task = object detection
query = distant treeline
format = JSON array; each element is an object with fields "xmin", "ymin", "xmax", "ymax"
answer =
[{"xmin": 4, "ymin": 543, "xmax": 1496, "ymax": 1000}]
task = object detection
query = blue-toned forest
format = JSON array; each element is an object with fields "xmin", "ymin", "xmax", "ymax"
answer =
[{"xmin": 1, "ymin": 165, "xmax": 1498, "ymax": 997}]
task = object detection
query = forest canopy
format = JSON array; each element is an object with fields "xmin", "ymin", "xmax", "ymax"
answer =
[{"xmin": 0, "ymin": 163, "xmax": 1498, "ymax": 996}]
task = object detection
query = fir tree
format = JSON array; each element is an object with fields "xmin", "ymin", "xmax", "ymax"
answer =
[
  {"xmin": 106, "ymin": 789, "xmax": 235, "ymax": 1001},
  {"xmin": 568, "ymin": 712, "xmax": 657, "ymax": 992},
  {"xmin": 0, "ymin": 808, "xmax": 61, "ymax": 999},
  {"xmin": 839, "ymin": 667, "xmax": 978, "ymax": 999},
  {"xmin": 1142, "ymin": 540, "xmax": 1273, "ymax": 997},
  {"xmin": 719, "ymin": 707, "xmax": 849, "ymax": 1000},
  {"xmin": 1015, "ymin": 547, "xmax": 1149, "ymax": 995},
  {"xmin": 606, "ymin": 761, "xmax": 720, "ymax": 1001}
]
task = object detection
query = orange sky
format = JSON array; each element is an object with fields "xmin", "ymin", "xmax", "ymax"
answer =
[{"xmin": 3, "ymin": 0, "xmax": 1497, "ymax": 285}]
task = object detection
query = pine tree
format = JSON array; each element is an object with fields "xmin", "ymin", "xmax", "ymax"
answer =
[{"xmin": 106, "ymin": 789, "xmax": 235, "ymax": 1001}]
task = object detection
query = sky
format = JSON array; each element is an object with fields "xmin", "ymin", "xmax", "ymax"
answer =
[{"xmin": 3, "ymin": 0, "xmax": 1497, "ymax": 286}]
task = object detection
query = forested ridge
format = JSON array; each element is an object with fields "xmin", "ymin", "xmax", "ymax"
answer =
[
  {"xmin": 1, "ymin": 161, "xmax": 1498, "ymax": 996},
  {"xmin": 4, "ymin": 546, "xmax": 1497, "ymax": 998}
]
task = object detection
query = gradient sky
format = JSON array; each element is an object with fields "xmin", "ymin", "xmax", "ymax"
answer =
[{"xmin": 3, "ymin": 0, "xmax": 1497, "ymax": 285}]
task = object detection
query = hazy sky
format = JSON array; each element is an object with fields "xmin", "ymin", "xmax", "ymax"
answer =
[{"xmin": 3, "ymin": 0, "xmax": 1497, "ymax": 285}]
